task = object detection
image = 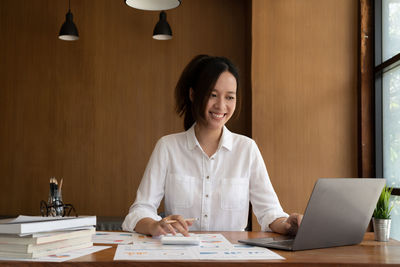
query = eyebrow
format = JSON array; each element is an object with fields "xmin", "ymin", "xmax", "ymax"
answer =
[{"xmin": 212, "ymin": 89, "xmax": 236, "ymax": 94}]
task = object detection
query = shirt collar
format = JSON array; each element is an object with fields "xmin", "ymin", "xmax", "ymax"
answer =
[
  {"xmin": 186, "ymin": 123, "xmax": 233, "ymax": 152},
  {"xmin": 186, "ymin": 124, "xmax": 198, "ymax": 150}
]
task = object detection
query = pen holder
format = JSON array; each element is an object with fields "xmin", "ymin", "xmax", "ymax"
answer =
[
  {"xmin": 40, "ymin": 178, "xmax": 78, "ymax": 217},
  {"xmin": 40, "ymin": 200, "xmax": 78, "ymax": 217},
  {"xmin": 47, "ymin": 189, "xmax": 64, "ymax": 217}
]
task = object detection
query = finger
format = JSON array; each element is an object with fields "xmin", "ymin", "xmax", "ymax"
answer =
[
  {"xmin": 165, "ymin": 223, "xmax": 177, "ymax": 235},
  {"xmin": 296, "ymin": 217, "xmax": 300, "ymax": 227},
  {"xmin": 287, "ymin": 226, "xmax": 297, "ymax": 236},
  {"xmin": 288, "ymin": 214, "xmax": 299, "ymax": 225},
  {"xmin": 290, "ymin": 214, "xmax": 301, "ymax": 227},
  {"xmin": 160, "ymin": 218, "xmax": 176, "ymax": 235},
  {"xmin": 291, "ymin": 216, "xmax": 298, "ymax": 226},
  {"xmin": 284, "ymin": 217, "xmax": 293, "ymax": 227},
  {"xmin": 172, "ymin": 223, "xmax": 190, "ymax": 237},
  {"xmin": 287, "ymin": 222, "xmax": 298, "ymax": 235},
  {"xmin": 297, "ymin": 215, "xmax": 303, "ymax": 227},
  {"xmin": 172, "ymin": 215, "xmax": 189, "ymax": 231},
  {"xmin": 157, "ymin": 227, "xmax": 168, "ymax": 236}
]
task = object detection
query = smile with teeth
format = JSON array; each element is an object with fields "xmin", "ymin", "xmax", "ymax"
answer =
[{"xmin": 210, "ymin": 112, "xmax": 226, "ymax": 119}]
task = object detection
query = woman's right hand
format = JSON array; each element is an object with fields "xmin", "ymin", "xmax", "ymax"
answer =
[{"xmin": 135, "ymin": 215, "xmax": 193, "ymax": 237}]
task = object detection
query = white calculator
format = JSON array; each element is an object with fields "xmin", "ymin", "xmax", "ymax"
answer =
[{"xmin": 161, "ymin": 234, "xmax": 200, "ymax": 245}]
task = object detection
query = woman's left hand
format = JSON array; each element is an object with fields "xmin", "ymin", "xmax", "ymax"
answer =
[
  {"xmin": 270, "ymin": 213, "xmax": 303, "ymax": 235},
  {"xmin": 283, "ymin": 213, "xmax": 303, "ymax": 235}
]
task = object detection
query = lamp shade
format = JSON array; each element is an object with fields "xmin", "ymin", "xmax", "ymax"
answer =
[
  {"xmin": 153, "ymin": 11, "xmax": 172, "ymax": 40},
  {"xmin": 125, "ymin": 0, "xmax": 180, "ymax": 11},
  {"xmin": 59, "ymin": 10, "xmax": 79, "ymax": 41}
]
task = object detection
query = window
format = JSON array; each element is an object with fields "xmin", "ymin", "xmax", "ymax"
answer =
[{"xmin": 375, "ymin": 0, "xmax": 400, "ymax": 241}]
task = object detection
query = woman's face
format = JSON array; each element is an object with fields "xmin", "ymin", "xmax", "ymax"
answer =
[{"xmin": 202, "ymin": 71, "xmax": 237, "ymax": 131}]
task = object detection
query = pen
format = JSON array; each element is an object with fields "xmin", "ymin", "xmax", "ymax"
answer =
[
  {"xmin": 50, "ymin": 177, "xmax": 55, "ymax": 198},
  {"xmin": 54, "ymin": 178, "xmax": 58, "ymax": 199},
  {"xmin": 165, "ymin": 218, "xmax": 199, "ymax": 224}
]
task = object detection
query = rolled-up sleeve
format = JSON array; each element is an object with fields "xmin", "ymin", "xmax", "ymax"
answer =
[
  {"xmin": 249, "ymin": 141, "xmax": 288, "ymax": 232},
  {"xmin": 122, "ymin": 138, "xmax": 168, "ymax": 232}
]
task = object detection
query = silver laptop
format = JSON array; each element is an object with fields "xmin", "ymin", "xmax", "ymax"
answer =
[{"xmin": 239, "ymin": 178, "xmax": 385, "ymax": 251}]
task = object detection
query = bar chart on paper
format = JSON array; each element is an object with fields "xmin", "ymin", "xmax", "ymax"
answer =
[{"xmin": 113, "ymin": 233, "xmax": 284, "ymax": 261}]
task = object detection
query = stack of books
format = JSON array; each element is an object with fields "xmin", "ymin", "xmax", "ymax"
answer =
[{"xmin": 0, "ymin": 215, "xmax": 96, "ymax": 259}]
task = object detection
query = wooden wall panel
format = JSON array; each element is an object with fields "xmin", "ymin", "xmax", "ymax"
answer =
[
  {"xmin": 252, "ymin": 0, "xmax": 358, "ymax": 229},
  {"xmin": 0, "ymin": 0, "xmax": 250, "ymax": 216}
]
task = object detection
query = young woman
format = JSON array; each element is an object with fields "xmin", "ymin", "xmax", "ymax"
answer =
[{"xmin": 122, "ymin": 55, "xmax": 302, "ymax": 236}]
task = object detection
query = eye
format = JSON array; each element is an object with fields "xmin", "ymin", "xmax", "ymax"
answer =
[
  {"xmin": 210, "ymin": 93, "xmax": 217, "ymax": 98},
  {"xmin": 227, "ymin": 96, "xmax": 235, "ymax": 100}
]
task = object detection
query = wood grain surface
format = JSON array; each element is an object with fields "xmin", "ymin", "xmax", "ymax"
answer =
[{"xmin": 251, "ymin": 0, "xmax": 358, "ymax": 230}]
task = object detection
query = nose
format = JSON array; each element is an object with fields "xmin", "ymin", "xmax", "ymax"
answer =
[{"xmin": 214, "ymin": 96, "xmax": 224, "ymax": 109}]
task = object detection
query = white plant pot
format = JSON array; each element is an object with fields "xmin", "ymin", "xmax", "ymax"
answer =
[{"xmin": 373, "ymin": 218, "xmax": 391, "ymax": 242}]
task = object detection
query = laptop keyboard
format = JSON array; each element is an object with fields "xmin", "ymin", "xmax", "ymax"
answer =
[{"xmin": 260, "ymin": 239, "xmax": 294, "ymax": 247}]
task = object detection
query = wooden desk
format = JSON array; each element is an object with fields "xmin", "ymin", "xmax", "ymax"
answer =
[{"xmin": 1, "ymin": 232, "xmax": 400, "ymax": 266}]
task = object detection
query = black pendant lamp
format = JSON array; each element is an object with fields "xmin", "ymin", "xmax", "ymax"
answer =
[
  {"xmin": 153, "ymin": 11, "xmax": 172, "ymax": 40},
  {"xmin": 59, "ymin": 0, "xmax": 79, "ymax": 41},
  {"xmin": 125, "ymin": 0, "xmax": 180, "ymax": 11}
]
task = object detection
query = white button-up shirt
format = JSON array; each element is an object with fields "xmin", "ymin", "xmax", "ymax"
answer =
[{"xmin": 122, "ymin": 124, "xmax": 288, "ymax": 232}]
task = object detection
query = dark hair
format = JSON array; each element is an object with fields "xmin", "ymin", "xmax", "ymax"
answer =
[{"xmin": 175, "ymin": 55, "xmax": 240, "ymax": 130}]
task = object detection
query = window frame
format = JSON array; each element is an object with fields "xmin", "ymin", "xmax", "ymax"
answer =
[{"xmin": 375, "ymin": 0, "xmax": 400, "ymax": 196}]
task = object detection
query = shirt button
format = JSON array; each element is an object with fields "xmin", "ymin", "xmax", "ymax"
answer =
[
  {"xmin": 206, "ymin": 176, "xmax": 209, "ymax": 179},
  {"xmin": 204, "ymin": 214, "xmax": 208, "ymax": 218},
  {"xmin": 205, "ymin": 194, "xmax": 209, "ymax": 198},
  {"xmin": 211, "ymin": 157, "xmax": 215, "ymax": 160}
]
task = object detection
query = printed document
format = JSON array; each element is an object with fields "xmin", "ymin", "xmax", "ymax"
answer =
[
  {"xmin": 93, "ymin": 231, "xmax": 134, "ymax": 244},
  {"xmin": 0, "ymin": 246, "xmax": 110, "ymax": 262},
  {"xmin": 114, "ymin": 233, "xmax": 284, "ymax": 261}
]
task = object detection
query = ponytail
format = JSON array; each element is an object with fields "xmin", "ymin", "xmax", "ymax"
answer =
[{"xmin": 175, "ymin": 55, "xmax": 210, "ymax": 130}]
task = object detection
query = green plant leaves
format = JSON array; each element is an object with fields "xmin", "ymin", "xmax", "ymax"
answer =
[{"xmin": 373, "ymin": 185, "xmax": 394, "ymax": 219}]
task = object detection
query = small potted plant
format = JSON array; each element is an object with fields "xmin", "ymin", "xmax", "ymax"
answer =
[{"xmin": 373, "ymin": 185, "xmax": 394, "ymax": 241}]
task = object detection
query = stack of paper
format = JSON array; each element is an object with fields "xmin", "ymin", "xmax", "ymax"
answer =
[
  {"xmin": 0, "ymin": 215, "xmax": 96, "ymax": 259},
  {"xmin": 114, "ymin": 233, "xmax": 285, "ymax": 261}
]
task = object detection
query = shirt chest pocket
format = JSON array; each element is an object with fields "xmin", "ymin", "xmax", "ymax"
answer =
[
  {"xmin": 220, "ymin": 178, "xmax": 249, "ymax": 211},
  {"xmin": 165, "ymin": 174, "xmax": 195, "ymax": 209}
]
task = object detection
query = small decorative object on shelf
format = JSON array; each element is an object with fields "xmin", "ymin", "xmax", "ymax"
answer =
[
  {"xmin": 40, "ymin": 177, "xmax": 78, "ymax": 217},
  {"xmin": 373, "ymin": 185, "xmax": 394, "ymax": 241}
]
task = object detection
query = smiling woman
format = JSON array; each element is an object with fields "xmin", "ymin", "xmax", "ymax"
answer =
[
  {"xmin": 121, "ymin": 55, "xmax": 303, "ymax": 237},
  {"xmin": 199, "ymin": 71, "xmax": 237, "ymax": 136},
  {"xmin": 0, "ymin": 0, "xmax": 252, "ymax": 226},
  {"xmin": 175, "ymin": 55, "xmax": 240, "ymax": 132}
]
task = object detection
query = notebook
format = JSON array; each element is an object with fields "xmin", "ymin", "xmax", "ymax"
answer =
[{"xmin": 239, "ymin": 178, "xmax": 385, "ymax": 251}]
